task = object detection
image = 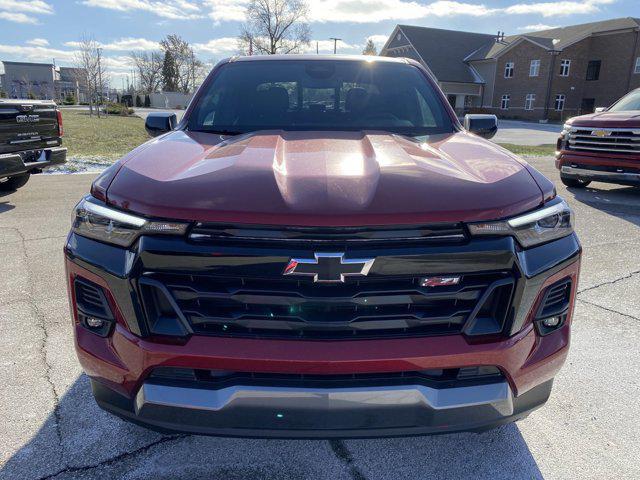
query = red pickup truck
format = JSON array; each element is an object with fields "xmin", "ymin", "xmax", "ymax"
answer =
[
  {"xmin": 556, "ymin": 88, "xmax": 640, "ymax": 188},
  {"xmin": 66, "ymin": 56, "xmax": 580, "ymax": 438}
]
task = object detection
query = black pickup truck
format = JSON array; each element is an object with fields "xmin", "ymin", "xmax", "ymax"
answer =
[{"xmin": 0, "ymin": 99, "xmax": 67, "ymax": 190}]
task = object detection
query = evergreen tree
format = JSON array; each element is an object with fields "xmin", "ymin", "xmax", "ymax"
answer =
[
  {"xmin": 162, "ymin": 50, "xmax": 178, "ymax": 91},
  {"xmin": 362, "ymin": 39, "xmax": 377, "ymax": 56}
]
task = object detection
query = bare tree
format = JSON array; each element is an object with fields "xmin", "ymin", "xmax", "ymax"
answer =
[
  {"xmin": 73, "ymin": 36, "xmax": 103, "ymax": 117},
  {"xmin": 239, "ymin": 0, "xmax": 311, "ymax": 55},
  {"xmin": 362, "ymin": 39, "xmax": 377, "ymax": 56},
  {"xmin": 130, "ymin": 51, "xmax": 164, "ymax": 94},
  {"xmin": 160, "ymin": 35, "xmax": 204, "ymax": 94}
]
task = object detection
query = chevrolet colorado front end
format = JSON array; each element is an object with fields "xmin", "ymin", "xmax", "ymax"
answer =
[
  {"xmin": 556, "ymin": 88, "xmax": 640, "ymax": 188},
  {"xmin": 65, "ymin": 56, "xmax": 580, "ymax": 438}
]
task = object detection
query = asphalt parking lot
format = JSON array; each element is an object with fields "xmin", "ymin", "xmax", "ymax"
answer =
[{"xmin": 1, "ymin": 156, "xmax": 639, "ymax": 480}]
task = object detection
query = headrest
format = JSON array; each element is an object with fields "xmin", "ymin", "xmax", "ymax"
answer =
[
  {"xmin": 255, "ymin": 86, "xmax": 290, "ymax": 116},
  {"xmin": 345, "ymin": 87, "xmax": 369, "ymax": 112}
]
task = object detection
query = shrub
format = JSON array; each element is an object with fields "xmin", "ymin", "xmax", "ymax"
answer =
[
  {"xmin": 104, "ymin": 102, "xmax": 134, "ymax": 115},
  {"xmin": 63, "ymin": 94, "xmax": 77, "ymax": 105},
  {"xmin": 135, "ymin": 95, "xmax": 143, "ymax": 107},
  {"xmin": 0, "ymin": 89, "xmax": 7, "ymax": 98},
  {"xmin": 144, "ymin": 95, "xmax": 151, "ymax": 108}
]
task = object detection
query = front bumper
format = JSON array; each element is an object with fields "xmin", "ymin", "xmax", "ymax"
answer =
[
  {"xmin": 92, "ymin": 376, "xmax": 553, "ymax": 438},
  {"xmin": 0, "ymin": 146, "xmax": 67, "ymax": 179},
  {"xmin": 556, "ymin": 152, "xmax": 640, "ymax": 187},
  {"xmin": 66, "ymin": 231, "xmax": 581, "ymax": 438},
  {"xmin": 560, "ymin": 165, "xmax": 640, "ymax": 187}
]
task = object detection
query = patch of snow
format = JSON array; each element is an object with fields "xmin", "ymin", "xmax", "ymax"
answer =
[{"xmin": 44, "ymin": 156, "xmax": 114, "ymax": 175}]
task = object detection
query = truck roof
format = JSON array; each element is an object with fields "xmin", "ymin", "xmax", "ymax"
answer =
[{"xmin": 228, "ymin": 54, "xmax": 410, "ymax": 64}]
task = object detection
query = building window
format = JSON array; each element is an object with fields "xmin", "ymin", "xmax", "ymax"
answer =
[
  {"xmin": 586, "ymin": 60, "xmax": 601, "ymax": 81},
  {"xmin": 504, "ymin": 62, "xmax": 514, "ymax": 78},
  {"xmin": 635, "ymin": 57, "xmax": 640, "ymax": 74},
  {"xmin": 501, "ymin": 94, "xmax": 510, "ymax": 110},
  {"xmin": 529, "ymin": 60, "xmax": 540, "ymax": 77},
  {"xmin": 559, "ymin": 59, "xmax": 571, "ymax": 77},
  {"xmin": 525, "ymin": 93, "xmax": 535, "ymax": 111},
  {"xmin": 554, "ymin": 94, "xmax": 566, "ymax": 111}
]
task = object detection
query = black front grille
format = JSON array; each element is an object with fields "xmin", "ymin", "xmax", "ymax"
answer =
[{"xmin": 141, "ymin": 271, "xmax": 513, "ymax": 339}]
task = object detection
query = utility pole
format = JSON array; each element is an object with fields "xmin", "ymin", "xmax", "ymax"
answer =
[
  {"xmin": 316, "ymin": 41, "xmax": 319, "ymax": 54},
  {"xmin": 329, "ymin": 38, "xmax": 342, "ymax": 54},
  {"xmin": 97, "ymin": 47, "xmax": 103, "ymax": 117},
  {"xmin": 249, "ymin": 38, "xmax": 253, "ymax": 56}
]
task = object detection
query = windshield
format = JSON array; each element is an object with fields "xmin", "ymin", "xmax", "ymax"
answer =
[
  {"xmin": 608, "ymin": 89, "xmax": 640, "ymax": 112},
  {"xmin": 187, "ymin": 60, "xmax": 454, "ymax": 136}
]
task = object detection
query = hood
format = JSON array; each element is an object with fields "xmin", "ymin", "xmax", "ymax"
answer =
[
  {"xmin": 568, "ymin": 111, "xmax": 640, "ymax": 128},
  {"xmin": 104, "ymin": 130, "xmax": 546, "ymax": 226}
]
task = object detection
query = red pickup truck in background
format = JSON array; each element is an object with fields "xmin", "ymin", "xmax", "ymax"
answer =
[{"xmin": 556, "ymin": 88, "xmax": 640, "ymax": 189}]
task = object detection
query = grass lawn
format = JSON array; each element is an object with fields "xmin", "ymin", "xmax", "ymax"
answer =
[
  {"xmin": 62, "ymin": 110, "xmax": 149, "ymax": 161},
  {"xmin": 498, "ymin": 143, "xmax": 557, "ymax": 156}
]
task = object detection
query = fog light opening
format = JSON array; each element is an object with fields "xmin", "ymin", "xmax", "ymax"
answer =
[
  {"xmin": 542, "ymin": 316, "xmax": 561, "ymax": 328},
  {"xmin": 86, "ymin": 316, "xmax": 105, "ymax": 328}
]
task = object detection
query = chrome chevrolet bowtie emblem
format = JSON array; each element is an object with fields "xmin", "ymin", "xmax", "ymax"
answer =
[
  {"xmin": 591, "ymin": 129, "xmax": 610, "ymax": 137},
  {"xmin": 284, "ymin": 253, "xmax": 375, "ymax": 283}
]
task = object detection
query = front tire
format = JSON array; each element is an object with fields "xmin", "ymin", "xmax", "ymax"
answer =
[
  {"xmin": 560, "ymin": 175, "xmax": 591, "ymax": 188},
  {"xmin": 0, "ymin": 173, "xmax": 31, "ymax": 191}
]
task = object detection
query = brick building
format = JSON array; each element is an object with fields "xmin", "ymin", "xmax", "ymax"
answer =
[{"xmin": 381, "ymin": 18, "xmax": 640, "ymax": 121}]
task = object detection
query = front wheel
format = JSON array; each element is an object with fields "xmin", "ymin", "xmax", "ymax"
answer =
[
  {"xmin": 560, "ymin": 175, "xmax": 591, "ymax": 188},
  {"xmin": 0, "ymin": 173, "xmax": 31, "ymax": 191}
]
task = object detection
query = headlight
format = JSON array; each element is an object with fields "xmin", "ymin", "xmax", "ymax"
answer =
[
  {"xmin": 468, "ymin": 198, "xmax": 574, "ymax": 248},
  {"xmin": 72, "ymin": 196, "xmax": 189, "ymax": 247}
]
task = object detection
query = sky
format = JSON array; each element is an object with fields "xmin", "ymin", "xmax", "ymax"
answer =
[{"xmin": 0, "ymin": 0, "xmax": 637, "ymax": 87}]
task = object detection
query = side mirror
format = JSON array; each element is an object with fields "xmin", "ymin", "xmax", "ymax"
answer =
[
  {"xmin": 464, "ymin": 114, "xmax": 498, "ymax": 139},
  {"xmin": 594, "ymin": 107, "xmax": 607, "ymax": 113},
  {"xmin": 145, "ymin": 112, "xmax": 177, "ymax": 137}
]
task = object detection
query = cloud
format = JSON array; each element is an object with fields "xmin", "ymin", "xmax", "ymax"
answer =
[
  {"xmin": 200, "ymin": 0, "xmax": 497, "ymax": 24},
  {"xmin": 0, "ymin": 10, "xmax": 37, "ymax": 22},
  {"xmin": 64, "ymin": 37, "xmax": 160, "ymax": 51},
  {"xmin": 80, "ymin": 0, "xmax": 202, "ymax": 20},
  {"xmin": 199, "ymin": 0, "xmax": 620, "ymax": 25},
  {"xmin": 0, "ymin": 43, "xmax": 76, "ymax": 62},
  {"xmin": 304, "ymin": 39, "xmax": 358, "ymax": 54},
  {"xmin": 518, "ymin": 24, "xmax": 558, "ymax": 31},
  {"xmin": 504, "ymin": 0, "xmax": 617, "ymax": 17},
  {"xmin": 26, "ymin": 37, "xmax": 49, "ymax": 46},
  {"xmin": 0, "ymin": 0, "xmax": 53, "ymax": 14},
  {"xmin": 307, "ymin": 1, "xmax": 493, "ymax": 23},
  {"xmin": 193, "ymin": 37, "xmax": 239, "ymax": 55},
  {"xmin": 367, "ymin": 35, "xmax": 390, "ymax": 48},
  {"xmin": 0, "ymin": 0, "xmax": 53, "ymax": 23},
  {"xmin": 203, "ymin": 0, "xmax": 247, "ymax": 22}
]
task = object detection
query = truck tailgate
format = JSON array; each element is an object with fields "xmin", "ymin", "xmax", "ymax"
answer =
[{"xmin": 0, "ymin": 100, "xmax": 61, "ymax": 155}]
